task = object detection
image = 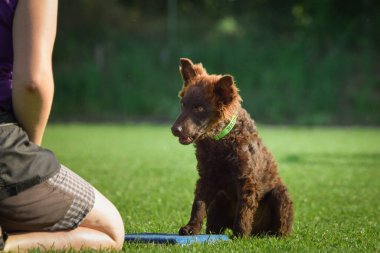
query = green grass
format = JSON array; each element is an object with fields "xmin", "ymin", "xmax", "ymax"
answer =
[{"xmin": 43, "ymin": 125, "xmax": 380, "ymax": 252}]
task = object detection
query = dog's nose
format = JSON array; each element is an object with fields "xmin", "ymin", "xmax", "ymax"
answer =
[{"xmin": 171, "ymin": 125, "xmax": 183, "ymax": 136}]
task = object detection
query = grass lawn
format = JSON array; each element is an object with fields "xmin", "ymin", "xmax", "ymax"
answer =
[{"xmin": 43, "ymin": 124, "xmax": 380, "ymax": 252}]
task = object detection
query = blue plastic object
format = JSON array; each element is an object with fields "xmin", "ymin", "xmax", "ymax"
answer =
[{"xmin": 124, "ymin": 233, "xmax": 229, "ymax": 245}]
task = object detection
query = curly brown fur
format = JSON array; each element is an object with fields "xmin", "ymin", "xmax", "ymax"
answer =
[{"xmin": 171, "ymin": 58, "xmax": 294, "ymax": 237}]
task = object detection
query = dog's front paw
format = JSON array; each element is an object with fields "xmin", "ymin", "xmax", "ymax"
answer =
[
  {"xmin": 232, "ymin": 224, "xmax": 250, "ymax": 238},
  {"xmin": 179, "ymin": 225, "xmax": 200, "ymax": 236}
]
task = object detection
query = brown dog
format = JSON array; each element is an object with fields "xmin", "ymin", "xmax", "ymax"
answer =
[{"xmin": 171, "ymin": 58, "xmax": 293, "ymax": 237}]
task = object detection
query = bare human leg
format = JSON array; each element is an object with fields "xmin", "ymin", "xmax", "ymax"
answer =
[{"xmin": 3, "ymin": 188, "xmax": 125, "ymax": 252}]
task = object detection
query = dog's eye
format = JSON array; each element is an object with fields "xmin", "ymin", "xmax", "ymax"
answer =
[{"xmin": 193, "ymin": 105, "xmax": 205, "ymax": 113}]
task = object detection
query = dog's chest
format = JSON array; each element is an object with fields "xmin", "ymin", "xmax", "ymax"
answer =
[{"xmin": 195, "ymin": 139, "xmax": 239, "ymax": 187}]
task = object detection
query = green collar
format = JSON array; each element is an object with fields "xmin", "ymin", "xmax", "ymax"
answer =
[{"xmin": 214, "ymin": 114, "xmax": 238, "ymax": 141}]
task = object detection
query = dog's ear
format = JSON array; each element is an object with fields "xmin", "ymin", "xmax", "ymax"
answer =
[
  {"xmin": 214, "ymin": 75, "xmax": 236, "ymax": 105},
  {"xmin": 179, "ymin": 58, "xmax": 196, "ymax": 83}
]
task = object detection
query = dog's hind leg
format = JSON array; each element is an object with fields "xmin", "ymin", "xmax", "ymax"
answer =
[
  {"xmin": 253, "ymin": 183, "xmax": 293, "ymax": 236},
  {"xmin": 206, "ymin": 191, "xmax": 235, "ymax": 234},
  {"xmin": 272, "ymin": 183, "xmax": 293, "ymax": 235}
]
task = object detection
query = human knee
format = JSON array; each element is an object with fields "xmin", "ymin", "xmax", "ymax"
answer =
[
  {"xmin": 87, "ymin": 189, "xmax": 125, "ymax": 248},
  {"xmin": 108, "ymin": 213, "xmax": 125, "ymax": 249}
]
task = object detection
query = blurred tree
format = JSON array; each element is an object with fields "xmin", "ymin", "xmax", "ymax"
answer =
[{"xmin": 52, "ymin": 0, "xmax": 380, "ymax": 125}]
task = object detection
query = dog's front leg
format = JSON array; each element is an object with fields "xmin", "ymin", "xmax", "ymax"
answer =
[
  {"xmin": 179, "ymin": 199, "xmax": 205, "ymax": 235},
  {"xmin": 179, "ymin": 178, "xmax": 217, "ymax": 235},
  {"xmin": 233, "ymin": 176, "xmax": 259, "ymax": 237}
]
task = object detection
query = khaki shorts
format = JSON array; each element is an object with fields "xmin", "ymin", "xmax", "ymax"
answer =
[{"xmin": 0, "ymin": 165, "xmax": 95, "ymax": 232}]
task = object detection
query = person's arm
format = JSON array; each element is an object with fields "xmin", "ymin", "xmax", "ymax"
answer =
[{"xmin": 12, "ymin": 0, "xmax": 58, "ymax": 146}]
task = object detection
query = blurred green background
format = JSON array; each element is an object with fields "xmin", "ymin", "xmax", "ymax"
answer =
[{"xmin": 52, "ymin": 0, "xmax": 380, "ymax": 125}]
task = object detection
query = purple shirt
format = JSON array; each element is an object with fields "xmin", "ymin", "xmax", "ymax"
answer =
[{"xmin": 0, "ymin": 0, "xmax": 17, "ymax": 112}]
